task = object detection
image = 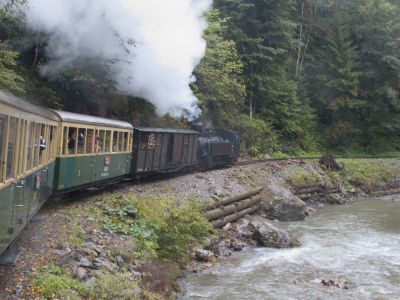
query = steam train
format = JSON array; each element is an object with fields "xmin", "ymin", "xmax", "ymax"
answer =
[{"xmin": 0, "ymin": 89, "xmax": 240, "ymax": 261}]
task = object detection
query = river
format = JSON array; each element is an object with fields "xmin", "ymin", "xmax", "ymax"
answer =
[{"xmin": 181, "ymin": 197, "xmax": 400, "ymax": 299}]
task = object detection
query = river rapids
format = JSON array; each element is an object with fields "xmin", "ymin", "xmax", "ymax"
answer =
[{"xmin": 181, "ymin": 198, "xmax": 400, "ymax": 299}]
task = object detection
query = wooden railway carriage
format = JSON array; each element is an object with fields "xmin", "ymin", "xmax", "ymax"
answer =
[
  {"xmin": 0, "ymin": 91, "xmax": 59, "ymax": 256},
  {"xmin": 132, "ymin": 127, "xmax": 199, "ymax": 176},
  {"xmin": 50, "ymin": 111, "xmax": 133, "ymax": 192}
]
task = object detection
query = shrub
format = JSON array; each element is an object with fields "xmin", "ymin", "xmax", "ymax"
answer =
[
  {"xmin": 156, "ymin": 202, "xmax": 213, "ymax": 263},
  {"xmin": 32, "ymin": 265, "xmax": 87, "ymax": 300},
  {"xmin": 86, "ymin": 272, "xmax": 143, "ymax": 300}
]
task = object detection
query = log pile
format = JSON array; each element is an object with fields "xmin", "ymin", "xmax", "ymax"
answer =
[
  {"xmin": 294, "ymin": 184, "xmax": 340, "ymax": 202},
  {"xmin": 205, "ymin": 187, "xmax": 264, "ymax": 229}
]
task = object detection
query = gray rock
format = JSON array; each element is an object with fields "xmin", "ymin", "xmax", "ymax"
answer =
[
  {"xmin": 15, "ymin": 285, "xmax": 22, "ymax": 297},
  {"xmin": 52, "ymin": 247, "xmax": 72, "ymax": 257},
  {"xmin": 229, "ymin": 239, "xmax": 246, "ymax": 251},
  {"xmin": 79, "ymin": 248, "xmax": 98, "ymax": 259},
  {"xmin": 74, "ymin": 267, "xmax": 88, "ymax": 281},
  {"xmin": 305, "ymin": 207, "xmax": 317, "ymax": 216},
  {"xmin": 102, "ymin": 259, "xmax": 117, "ymax": 272},
  {"xmin": 252, "ymin": 222, "xmax": 300, "ymax": 248},
  {"xmin": 85, "ymin": 242, "xmax": 106, "ymax": 256},
  {"xmin": 91, "ymin": 258, "xmax": 117, "ymax": 272},
  {"xmin": 195, "ymin": 249, "xmax": 217, "ymax": 263},
  {"xmin": 116, "ymin": 255, "xmax": 124, "ymax": 267},
  {"xmin": 235, "ymin": 218, "xmax": 253, "ymax": 238},
  {"xmin": 79, "ymin": 257, "xmax": 92, "ymax": 268},
  {"xmin": 261, "ymin": 194, "xmax": 307, "ymax": 221},
  {"xmin": 206, "ymin": 237, "xmax": 231, "ymax": 257},
  {"xmin": 91, "ymin": 258, "xmax": 103, "ymax": 270}
]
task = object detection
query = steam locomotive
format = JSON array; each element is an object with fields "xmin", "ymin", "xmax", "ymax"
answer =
[{"xmin": 0, "ymin": 89, "xmax": 240, "ymax": 262}]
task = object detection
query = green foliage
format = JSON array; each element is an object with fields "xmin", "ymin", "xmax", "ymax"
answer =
[
  {"xmin": 0, "ymin": 44, "xmax": 24, "ymax": 93},
  {"xmin": 156, "ymin": 202, "xmax": 213, "ymax": 263},
  {"xmin": 306, "ymin": 12, "xmax": 361, "ymax": 149},
  {"xmin": 86, "ymin": 272, "xmax": 143, "ymax": 300},
  {"xmin": 91, "ymin": 194, "xmax": 212, "ymax": 263},
  {"xmin": 284, "ymin": 166, "xmax": 321, "ymax": 187},
  {"xmin": 65, "ymin": 225, "xmax": 87, "ymax": 248},
  {"xmin": 32, "ymin": 264, "xmax": 87, "ymax": 300},
  {"xmin": 3, "ymin": 0, "xmax": 400, "ymax": 153},
  {"xmin": 339, "ymin": 159, "xmax": 400, "ymax": 188}
]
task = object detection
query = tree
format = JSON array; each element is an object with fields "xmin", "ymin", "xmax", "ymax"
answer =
[
  {"xmin": 306, "ymin": 12, "xmax": 361, "ymax": 149},
  {"xmin": 214, "ymin": 0, "xmax": 316, "ymax": 151},
  {"xmin": 192, "ymin": 9, "xmax": 246, "ymax": 127}
]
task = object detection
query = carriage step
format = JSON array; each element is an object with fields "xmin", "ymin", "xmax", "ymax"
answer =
[{"xmin": 0, "ymin": 247, "xmax": 20, "ymax": 266}]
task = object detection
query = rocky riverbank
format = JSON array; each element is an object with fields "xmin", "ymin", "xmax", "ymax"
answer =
[{"xmin": 1, "ymin": 158, "xmax": 400, "ymax": 299}]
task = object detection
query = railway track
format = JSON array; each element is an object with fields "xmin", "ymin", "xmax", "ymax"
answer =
[{"xmin": 234, "ymin": 155, "xmax": 400, "ymax": 167}]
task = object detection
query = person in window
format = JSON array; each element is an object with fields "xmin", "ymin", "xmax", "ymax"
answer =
[
  {"xmin": 113, "ymin": 138, "xmax": 118, "ymax": 152},
  {"xmin": 39, "ymin": 136, "xmax": 46, "ymax": 152},
  {"xmin": 68, "ymin": 133, "xmax": 76, "ymax": 149},
  {"xmin": 78, "ymin": 132, "xmax": 85, "ymax": 146}
]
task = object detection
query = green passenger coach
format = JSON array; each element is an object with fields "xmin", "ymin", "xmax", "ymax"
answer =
[
  {"xmin": 49, "ymin": 111, "xmax": 133, "ymax": 193},
  {"xmin": 0, "ymin": 90, "xmax": 59, "ymax": 257}
]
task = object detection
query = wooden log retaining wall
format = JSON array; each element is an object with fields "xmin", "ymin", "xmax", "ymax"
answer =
[{"xmin": 204, "ymin": 187, "xmax": 264, "ymax": 229}]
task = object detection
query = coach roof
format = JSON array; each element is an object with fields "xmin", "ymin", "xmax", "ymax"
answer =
[
  {"xmin": 49, "ymin": 110, "xmax": 133, "ymax": 130},
  {"xmin": 134, "ymin": 127, "xmax": 199, "ymax": 134},
  {"xmin": 0, "ymin": 89, "xmax": 59, "ymax": 121}
]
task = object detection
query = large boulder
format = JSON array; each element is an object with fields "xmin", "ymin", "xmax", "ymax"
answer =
[
  {"xmin": 259, "ymin": 178, "xmax": 307, "ymax": 221},
  {"xmin": 251, "ymin": 222, "xmax": 300, "ymax": 248}
]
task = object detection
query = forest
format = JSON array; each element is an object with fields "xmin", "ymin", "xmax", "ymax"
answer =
[{"xmin": 1, "ymin": 0, "xmax": 400, "ymax": 156}]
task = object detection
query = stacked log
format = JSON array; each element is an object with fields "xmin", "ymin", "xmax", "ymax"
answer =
[
  {"xmin": 205, "ymin": 187, "xmax": 264, "ymax": 229},
  {"xmin": 294, "ymin": 185, "xmax": 340, "ymax": 201}
]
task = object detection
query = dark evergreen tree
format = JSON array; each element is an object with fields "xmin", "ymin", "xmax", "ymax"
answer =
[{"xmin": 306, "ymin": 12, "xmax": 361, "ymax": 149}]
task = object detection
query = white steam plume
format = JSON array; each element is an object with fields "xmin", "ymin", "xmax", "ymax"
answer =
[{"xmin": 25, "ymin": 0, "xmax": 211, "ymax": 118}]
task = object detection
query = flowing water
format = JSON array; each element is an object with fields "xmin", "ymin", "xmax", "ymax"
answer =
[{"xmin": 181, "ymin": 198, "xmax": 400, "ymax": 299}]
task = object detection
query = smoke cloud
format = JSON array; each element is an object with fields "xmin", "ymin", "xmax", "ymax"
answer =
[{"xmin": 25, "ymin": 0, "xmax": 211, "ymax": 118}]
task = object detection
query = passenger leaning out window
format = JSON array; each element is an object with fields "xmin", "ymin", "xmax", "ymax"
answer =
[{"xmin": 39, "ymin": 136, "xmax": 46, "ymax": 152}]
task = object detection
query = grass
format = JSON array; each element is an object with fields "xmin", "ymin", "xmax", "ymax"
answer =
[
  {"xmin": 233, "ymin": 168, "xmax": 267, "ymax": 187},
  {"xmin": 284, "ymin": 166, "xmax": 321, "ymax": 187},
  {"xmin": 32, "ymin": 265, "xmax": 88, "ymax": 300},
  {"xmin": 338, "ymin": 159, "xmax": 400, "ymax": 188},
  {"xmin": 64, "ymin": 192, "xmax": 213, "ymax": 262}
]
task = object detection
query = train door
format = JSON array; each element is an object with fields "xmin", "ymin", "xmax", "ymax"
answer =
[
  {"xmin": 9, "ymin": 118, "xmax": 30, "ymax": 238},
  {"xmin": 181, "ymin": 134, "xmax": 189, "ymax": 165}
]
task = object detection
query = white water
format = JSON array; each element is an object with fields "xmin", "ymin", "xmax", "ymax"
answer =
[{"xmin": 181, "ymin": 198, "xmax": 400, "ymax": 299}]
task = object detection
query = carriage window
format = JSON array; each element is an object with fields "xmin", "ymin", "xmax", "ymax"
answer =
[
  {"xmin": 77, "ymin": 128, "xmax": 86, "ymax": 154},
  {"xmin": 62, "ymin": 127, "xmax": 68, "ymax": 156},
  {"xmin": 124, "ymin": 132, "xmax": 130, "ymax": 151},
  {"xmin": 86, "ymin": 129, "xmax": 94, "ymax": 154},
  {"xmin": 6, "ymin": 117, "xmax": 18, "ymax": 179},
  {"xmin": 112, "ymin": 131, "xmax": 119, "ymax": 152},
  {"xmin": 39, "ymin": 124, "xmax": 47, "ymax": 164},
  {"xmin": 118, "ymin": 132, "xmax": 124, "ymax": 152},
  {"xmin": 67, "ymin": 127, "xmax": 78, "ymax": 155},
  {"xmin": 49, "ymin": 126, "xmax": 55, "ymax": 160},
  {"xmin": 105, "ymin": 130, "xmax": 111, "ymax": 152},
  {"xmin": 17, "ymin": 120, "xmax": 27, "ymax": 175},
  {"xmin": 27, "ymin": 123, "xmax": 34, "ymax": 170},
  {"xmin": 32, "ymin": 123, "xmax": 41, "ymax": 167},
  {"xmin": 96, "ymin": 130, "xmax": 104, "ymax": 153},
  {"xmin": 0, "ymin": 115, "xmax": 6, "ymax": 182},
  {"xmin": 140, "ymin": 133, "xmax": 156, "ymax": 150}
]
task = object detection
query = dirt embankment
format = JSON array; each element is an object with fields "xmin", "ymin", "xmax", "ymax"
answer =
[{"xmin": 2, "ymin": 158, "xmax": 400, "ymax": 299}]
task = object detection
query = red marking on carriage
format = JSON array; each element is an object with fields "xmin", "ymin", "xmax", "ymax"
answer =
[
  {"xmin": 104, "ymin": 156, "xmax": 111, "ymax": 166},
  {"xmin": 35, "ymin": 173, "xmax": 41, "ymax": 190}
]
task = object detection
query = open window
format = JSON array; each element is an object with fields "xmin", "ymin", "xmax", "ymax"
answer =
[
  {"xmin": 86, "ymin": 129, "xmax": 94, "ymax": 154},
  {"xmin": 0, "ymin": 115, "xmax": 6, "ymax": 182},
  {"xmin": 140, "ymin": 133, "xmax": 156, "ymax": 150},
  {"xmin": 6, "ymin": 117, "xmax": 18, "ymax": 179},
  {"xmin": 77, "ymin": 128, "xmax": 86, "ymax": 154}
]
